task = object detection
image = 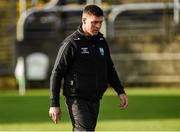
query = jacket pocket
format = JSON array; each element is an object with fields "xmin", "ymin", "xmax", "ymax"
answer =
[{"xmin": 64, "ymin": 74, "xmax": 77, "ymax": 95}]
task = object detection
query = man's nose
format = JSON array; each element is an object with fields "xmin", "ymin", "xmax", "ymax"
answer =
[{"xmin": 96, "ymin": 23, "xmax": 102, "ymax": 29}]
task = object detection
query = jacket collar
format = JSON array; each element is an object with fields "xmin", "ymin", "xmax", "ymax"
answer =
[{"xmin": 77, "ymin": 25, "xmax": 103, "ymax": 40}]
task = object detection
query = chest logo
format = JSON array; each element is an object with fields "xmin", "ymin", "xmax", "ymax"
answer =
[
  {"xmin": 99, "ymin": 47, "xmax": 104, "ymax": 56},
  {"xmin": 81, "ymin": 47, "xmax": 90, "ymax": 54}
]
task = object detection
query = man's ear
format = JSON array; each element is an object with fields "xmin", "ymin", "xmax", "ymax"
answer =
[{"xmin": 82, "ymin": 18, "xmax": 86, "ymax": 24}]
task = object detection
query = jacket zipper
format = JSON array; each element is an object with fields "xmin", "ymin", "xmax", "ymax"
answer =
[
  {"xmin": 92, "ymin": 44, "xmax": 98, "ymax": 91},
  {"xmin": 74, "ymin": 73, "xmax": 78, "ymax": 88}
]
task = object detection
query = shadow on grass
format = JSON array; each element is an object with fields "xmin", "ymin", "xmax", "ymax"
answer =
[{"xmin": 0, "ymin": 95, "xmax": 180, "ymax": 123}]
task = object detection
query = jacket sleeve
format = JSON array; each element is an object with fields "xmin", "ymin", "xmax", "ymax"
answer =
[
  {"xmin": 105, "ymin": 41, "xmax": 126, "ymax": 95},
  {"xmin": 50, "ymin": 39, "xmax": 76, "ymax": 107}
]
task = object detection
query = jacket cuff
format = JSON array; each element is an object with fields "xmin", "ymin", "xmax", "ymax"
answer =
[
  {"xmin": 117, "ymin": 88, "xmax": 126, "ymax": 96},
  {"xmin": 50, "ymin": 99, "xmax": 60, "ymax": 107}
]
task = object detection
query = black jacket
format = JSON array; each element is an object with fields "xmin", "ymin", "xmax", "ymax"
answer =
[{"xmin": 50, "ymin": 26, "xmax": 125, "ymax": 107}]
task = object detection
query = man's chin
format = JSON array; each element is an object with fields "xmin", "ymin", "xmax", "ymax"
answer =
[{"xmin": 92, "ymin": 32, "xmax": 98, "ymax": 35}]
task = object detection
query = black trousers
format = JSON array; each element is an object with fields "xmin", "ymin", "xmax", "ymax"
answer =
[{"xmin": 66, "ymin": 97, "xmax": 100, "ymax": 131}]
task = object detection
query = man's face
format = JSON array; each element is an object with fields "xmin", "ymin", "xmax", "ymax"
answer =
[{"xmin": 82, "ymin": 14, "xmax": 103, "ymax": 36}]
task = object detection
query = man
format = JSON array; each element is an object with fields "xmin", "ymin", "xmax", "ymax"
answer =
[{"xmin": 49, "ymin": 4, "xmax": 128, "ymax": 131}]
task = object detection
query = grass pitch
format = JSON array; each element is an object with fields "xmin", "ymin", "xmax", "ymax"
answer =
[{"xmin": 0, "ymin": 87, "xmax": 180, "ymax": 131}]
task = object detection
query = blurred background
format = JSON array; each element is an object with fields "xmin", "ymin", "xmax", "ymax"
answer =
[
  {"xmin": 0, "ymin": 0, "xmax": 180, "ymax": 131},
  {"xmin": 1, "ymin": 0, "xmax": 180, "ymax": 89}
]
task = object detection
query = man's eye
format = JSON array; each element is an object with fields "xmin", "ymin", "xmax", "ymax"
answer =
[
  {"xmin": 92, "ymin": 21, "xmax": 102, "ymax": 24},
  {"xmin": 92, "ymin": 21, "xmax": 97, "ymax": 24}
]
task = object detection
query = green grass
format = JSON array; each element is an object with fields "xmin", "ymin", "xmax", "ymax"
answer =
[{"xmin": 0, "ymin": 87, "xmax": 180, "ymax": 131}]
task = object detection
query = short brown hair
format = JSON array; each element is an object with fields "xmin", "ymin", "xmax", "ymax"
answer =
[{"xmin": 83, "ymin": 5, "xmax": 104, "ymax": 17}]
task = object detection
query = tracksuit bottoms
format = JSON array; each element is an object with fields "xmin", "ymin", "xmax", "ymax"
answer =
[{"xmin": 66, "ymin": 97, "xmax": 100, "ymax": 131}]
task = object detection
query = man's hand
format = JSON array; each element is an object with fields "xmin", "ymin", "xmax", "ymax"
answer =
[
  {"xmin": 119, "ymin": 94, "xmax": 128, "ymax": 110},
  {"xmin": 49, "ymin": 107, "xmax": 61, "ymax": 124}
]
